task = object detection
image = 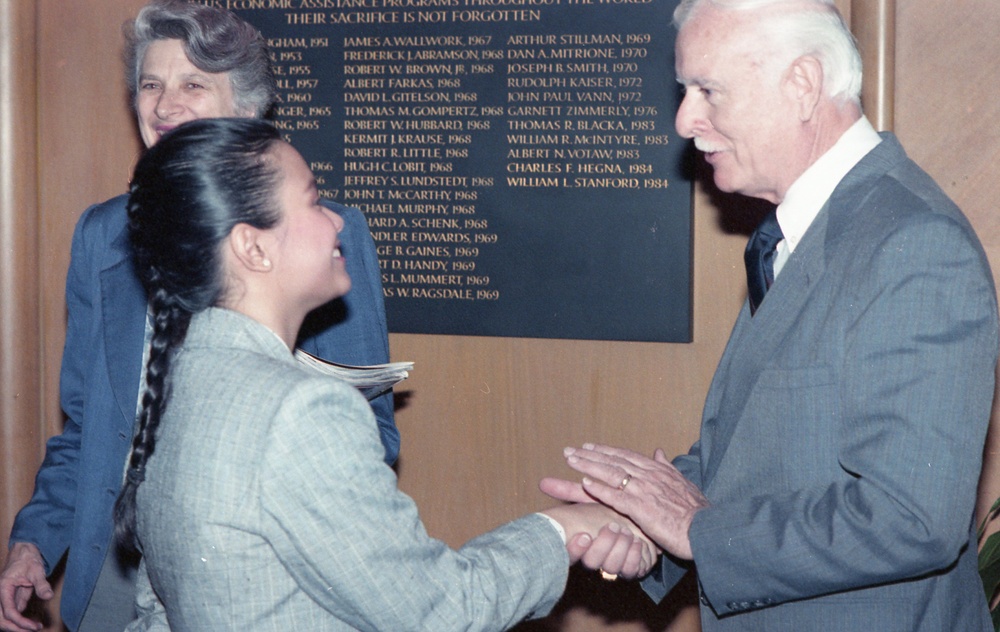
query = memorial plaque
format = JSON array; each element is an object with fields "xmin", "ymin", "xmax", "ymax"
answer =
[{"xmin": 220, "ymin": 0, "xmax": 692, "ymax": 342}]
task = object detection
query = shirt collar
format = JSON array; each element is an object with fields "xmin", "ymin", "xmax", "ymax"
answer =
[{"xmin": 775, "ymin": 116, "xmax": 882, "ymax": 253}]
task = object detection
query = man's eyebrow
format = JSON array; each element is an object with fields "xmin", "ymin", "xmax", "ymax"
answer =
[{"xmin": 679, "ymin": 76, "xmax": 723, "ymax": 91}]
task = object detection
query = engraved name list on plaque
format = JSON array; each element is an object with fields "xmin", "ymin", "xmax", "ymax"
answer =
[{"xmin": 223, "ymin": 0, "xmax": 692, "ymax": 342}]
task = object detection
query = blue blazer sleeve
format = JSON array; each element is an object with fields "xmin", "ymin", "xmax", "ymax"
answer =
[
  {"xmin": 298, "ymin": 202, "xmax": 399, "ymax": 464},
  {"xmin": 10, "ymin": 202, "xmax": 107, "ymax": 570},
  {"xmin": 13, "ymin": 195, "xmax": 151, "ymax": 629}
]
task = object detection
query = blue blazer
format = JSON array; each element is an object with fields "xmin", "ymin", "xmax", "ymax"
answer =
[
  {"xmin": 10, "ymin": 194, "xmax": 398, "ymax": 631},
  {"xmin": 642, "ymin": 134, "xmax": 999, "ymax": 630}
]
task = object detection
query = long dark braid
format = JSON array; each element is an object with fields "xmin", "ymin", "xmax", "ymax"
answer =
[
  {"xmin": 114, "ymin": 118, "xmax": 283, "ymax": 551},
  {"xmin": 114, "ymin": 285, "xmax": 192, "ymax": 550}
]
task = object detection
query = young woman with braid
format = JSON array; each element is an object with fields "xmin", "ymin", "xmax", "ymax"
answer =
[{"xmin": 112, "ymin": 118, "xmax": 657, "ymax": 631}]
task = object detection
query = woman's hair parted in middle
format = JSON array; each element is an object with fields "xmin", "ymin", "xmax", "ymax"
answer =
[{"xmin": 114, "ymin": 117, "xmax": 284, "ymax": 551}]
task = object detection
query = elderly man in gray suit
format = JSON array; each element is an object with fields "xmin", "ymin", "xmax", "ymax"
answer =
[{"xmin": 543, "ymin": 0, "xmax": 999, "ymax": 629}]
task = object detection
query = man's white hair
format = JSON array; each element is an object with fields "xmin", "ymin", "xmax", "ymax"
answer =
[{"xmin": 674, "ymin": 0, "xmax": 862, "ymax": 105}]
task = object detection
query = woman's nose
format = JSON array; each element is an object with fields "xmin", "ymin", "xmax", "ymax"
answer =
[
  {"xmin": 155, "ymin": 89, "xmax": 182, "ymax": 119},
  {"xmin": 324, "ymin": 206, "xmax": 345, "ymax": 232}
]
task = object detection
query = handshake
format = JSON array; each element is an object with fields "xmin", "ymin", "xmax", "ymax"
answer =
[{"xmin": 538, "ymin": 443, "xmax": 709, "ymax": 580}]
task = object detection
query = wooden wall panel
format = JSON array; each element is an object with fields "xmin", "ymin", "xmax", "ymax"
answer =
[
  {"xmin": 0, "ymin": 0, "xmax": 41, "ymax": 565},
  {"xmin": 851, "ymin": 0, "xmax": 894, "ymax": 130},
  {"xmin": 891, "ymin": 0, "xmax": 1000, "ymax": 535}
]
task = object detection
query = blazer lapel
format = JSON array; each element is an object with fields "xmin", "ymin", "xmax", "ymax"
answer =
[
  {"xmin": 701, "ymin": 205, "xmax": 832, "ymax": 485},
  {"xmin": 101, "ymin": 225, "xmax": 147, "ymax": 430}
]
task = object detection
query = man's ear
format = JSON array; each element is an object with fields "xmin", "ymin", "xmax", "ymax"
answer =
[
  {"xmin": 785, "ymin": 55, "xmax": 824, "ymax": 122},
  {"xmin": 228, "ymin": 223, "xmax": 273, "ymax": 273}
]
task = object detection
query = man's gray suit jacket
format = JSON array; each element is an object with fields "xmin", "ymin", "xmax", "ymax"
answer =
[
  {"xmin": 643, "ymin": 133, "xmax": 999, "ymax": 631},
  {"xmin": 129, "ymin": 308, "xmax": 568, "ymax": 631}
]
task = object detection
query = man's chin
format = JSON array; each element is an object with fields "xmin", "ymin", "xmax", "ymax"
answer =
[{"xmin": 710, "ymin": 173, "xmax": 740, "ymax": 194}]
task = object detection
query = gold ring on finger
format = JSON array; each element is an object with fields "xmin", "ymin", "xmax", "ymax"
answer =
[{"xmin": 618, "ymin": 473, "xmax": 632, "ymax": 491}]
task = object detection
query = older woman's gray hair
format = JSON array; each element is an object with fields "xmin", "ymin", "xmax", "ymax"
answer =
[{"xmin": 123, "ymin": 0, "xmax": 276, "ymax": 118}]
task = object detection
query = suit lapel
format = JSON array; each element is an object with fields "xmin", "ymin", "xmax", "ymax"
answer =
[
  {"xmin": 702, "ymin": 209, "xmax": 831, "ymax": 483},
  {"xmin": 101, "ymin": 224, "xmax": 147, "ymax": 430}
]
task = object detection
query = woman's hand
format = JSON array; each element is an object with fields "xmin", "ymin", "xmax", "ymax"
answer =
[
  {"xmin": 0, "ymin": 542, "xmax": 52, "ymax": 632},
  {"xmin": 542, "ymin": 503, "xmax": 660, "ymax": 579}
]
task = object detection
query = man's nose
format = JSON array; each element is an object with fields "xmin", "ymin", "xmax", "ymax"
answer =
[{"xmin": 675, "ymin": 91, "xmax": 704, "ymax": 139}]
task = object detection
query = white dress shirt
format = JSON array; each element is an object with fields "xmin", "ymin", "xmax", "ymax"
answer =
[{"xmin": 773, "ymin": 117, "xmax": 883, "ymax": 277}]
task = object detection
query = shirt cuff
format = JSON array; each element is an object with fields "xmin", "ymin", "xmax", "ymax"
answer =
[{"xmin": 535, "ymin": 513, "xmax": 566, "ymax": 544}]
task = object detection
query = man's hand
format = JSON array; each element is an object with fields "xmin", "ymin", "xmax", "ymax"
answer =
[
  {"xmin": 543, "ymin": 444, "xmax": 709, "ymax": 560},
  {"xmin": 0, "ymin": 542, "xmax": 52, "ymax": 632}
]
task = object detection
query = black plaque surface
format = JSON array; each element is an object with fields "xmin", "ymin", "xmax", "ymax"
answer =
[{"xmin": 224, "ymin": 0, "xmax": 692, "ymax": 342}]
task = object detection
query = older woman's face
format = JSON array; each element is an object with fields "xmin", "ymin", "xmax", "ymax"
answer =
[{"xmin": 136, "ymin": 39, "xmax": 241, "ymax": 148}]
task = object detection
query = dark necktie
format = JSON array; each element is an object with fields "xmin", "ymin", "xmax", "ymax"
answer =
[{"xmin": 744, "ymin": 211, "xmax": 783, "ymax": 316}]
